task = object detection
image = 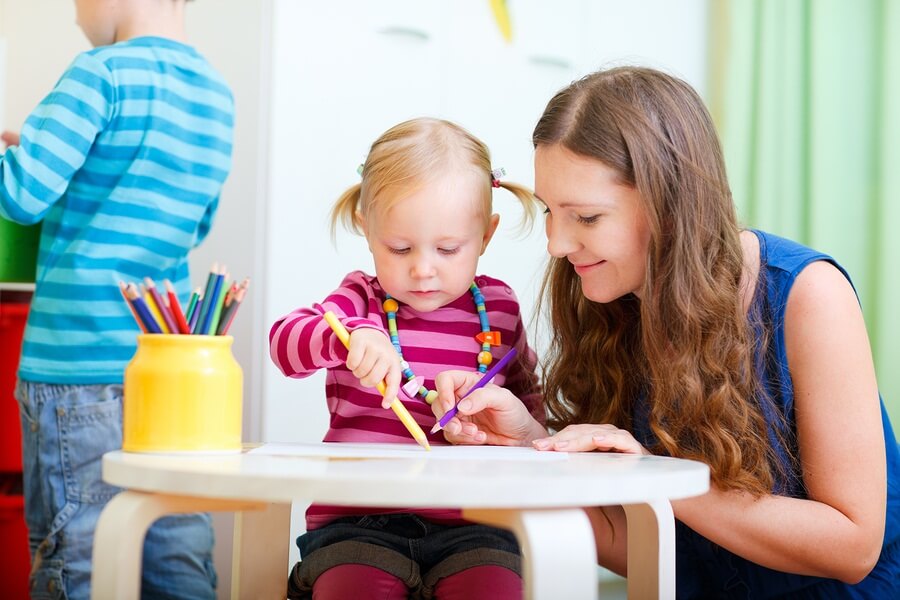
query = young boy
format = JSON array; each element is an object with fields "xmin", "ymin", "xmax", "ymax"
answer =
[{"xmin": 0, "ymin": 1, "xmax": 233, "ymax": 598}]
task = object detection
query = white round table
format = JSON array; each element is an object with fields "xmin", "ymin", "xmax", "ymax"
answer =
[{"xmin": 92, "ymin": 444, "xmax": 709, "ymax": 599}]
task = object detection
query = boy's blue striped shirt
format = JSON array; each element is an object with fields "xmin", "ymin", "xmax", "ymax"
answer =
[{"xmin": 0, "ymin": 36, "xmax": 234, "ymax": 384}]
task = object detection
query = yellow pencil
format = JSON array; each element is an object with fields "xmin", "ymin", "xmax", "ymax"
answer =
[
  {"xmin": 322, "ymin": 311, "xmax": 431, "ymax": 451},
  {"xmin": 141, "ymin": 285, "xmax": 170, "ymax": 333}
]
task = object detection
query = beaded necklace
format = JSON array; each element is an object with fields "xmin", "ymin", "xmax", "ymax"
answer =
[{"xmin": 384, "ymin": 283, "xmax": 495, "ymax": 404}]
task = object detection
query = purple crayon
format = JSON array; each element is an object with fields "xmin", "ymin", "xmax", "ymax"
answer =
[{"xmin": 431, "ymin": 347, "xmax": 518, "ymax": 434}]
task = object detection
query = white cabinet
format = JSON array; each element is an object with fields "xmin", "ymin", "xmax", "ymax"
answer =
[{"xmin": 263, "ymin": 0, "xmax": 708, "ymax": 443}]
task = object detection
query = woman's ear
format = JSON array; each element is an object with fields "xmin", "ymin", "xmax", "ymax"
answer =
[{"xmin": 480, "ymin": 214, "xmax": 501, "ymax": 255}]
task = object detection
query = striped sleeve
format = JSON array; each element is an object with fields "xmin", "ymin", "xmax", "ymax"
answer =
[
  {"xmin": 196, "ymin": 194, "xmax": 218, "ymax": 245},
  {"xmin": 269, "ymin": 271, "xmax": 387, "ymax": 378},
  {"xmin": 0, "ymin": 53, "xmax": 113, "ymax": 223}
]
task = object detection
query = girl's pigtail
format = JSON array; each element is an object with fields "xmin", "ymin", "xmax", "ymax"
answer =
[
  {"xmin": 329, "ymin": 183, "xmax": 364, "ymax": 242},
  {"xmin": 497, "ymin": 180, "xmax": 538, "ymax": 235}
]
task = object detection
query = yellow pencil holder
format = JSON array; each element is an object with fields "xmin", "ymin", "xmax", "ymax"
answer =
[{"xmin": 123, "ymin": 334, "xmax": 242, "ymax": 453}]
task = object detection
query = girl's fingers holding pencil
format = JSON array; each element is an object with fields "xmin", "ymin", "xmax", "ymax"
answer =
[
  {"xmin": 347, "ymin": 328, "xmax": 402, "ymax": 405},
  {"xmin": 355, "ymin": 354, "xmax": 393, "ymax": 395},
  {"xmin": 381, "ymin": 364, "xmax": 401, "ymax": 409}
]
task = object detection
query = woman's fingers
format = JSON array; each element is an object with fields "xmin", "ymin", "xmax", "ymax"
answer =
[
  {"xmin": 532, "ymin": 425, "xmax": 647, "ymax": 454},
  {"xmin": 587, "ymin": 432, "xmax": 645, "ymax": 454},
  {"xmin": 433, "ymin": 370, "xmax": 482, "ymax": 417},
  {"xmin": 458, "ymin": 421, "xmax": 482, "ymax": 438},
  {"xmin": 433, "ymin": 371, "xmax": 544, "ymax": 447},
  {"xmin": 453, "ymin": 385, "xmax": 510, "ymax": 415},
  {"xmin": 442, "ymin": 424, "xmax": 487, "ymax": 445}
]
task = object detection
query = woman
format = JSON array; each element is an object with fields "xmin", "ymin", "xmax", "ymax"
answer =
[{"xmin": 433, "ymin": 66, "xmax": 899, "ymax": 597}]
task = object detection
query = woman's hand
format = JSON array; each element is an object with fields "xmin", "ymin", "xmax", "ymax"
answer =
[
  {"xmin": 433, "ymin": 370, "xmax": 547, "ymax": 446},
  {"xmin": 533, "ymin": 424, "xmax": 650, "ymax": 454},
  {"xmin": 347, "ymin": 328, "xmax": 401, "ymax": 408}
]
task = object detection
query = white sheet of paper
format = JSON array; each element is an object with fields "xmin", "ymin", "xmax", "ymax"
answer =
[{"xmin": 249, "ymin": 442, "xmax": 569, "ymax": 461}]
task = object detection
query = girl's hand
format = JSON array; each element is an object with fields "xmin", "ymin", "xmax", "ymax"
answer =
[
  {"xmin": 346, "ymin": 328, "xmax": 402, "ymax": 408},
  {"xmin": 532, "ymin": 424, "xmax": 650, "ymax": 454},
  {"xmin": 433, "ymin": 370, "xmax": 547, "ymax": 446}
]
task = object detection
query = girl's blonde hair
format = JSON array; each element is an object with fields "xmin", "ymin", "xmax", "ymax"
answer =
[
  {"xmin": 533, "ymin": 67, "xmax": 787, "ymax": 496},
  {"xmin": 331, "ymin": 117, "xmax": 536, "ymax": 237}
]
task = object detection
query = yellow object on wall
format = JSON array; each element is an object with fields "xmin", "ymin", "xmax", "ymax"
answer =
[
  {"xmin": 123, "ymin": 334, "xmax": 242, "ymax": 453},
  {"xmin": 489, "ymin": 0, "xmax": 512, "ymax": 42}
]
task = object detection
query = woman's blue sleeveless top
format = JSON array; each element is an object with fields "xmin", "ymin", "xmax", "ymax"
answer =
[{"xmin": 632, "ymin": 230, "xmax": 899, "ymax": 598}]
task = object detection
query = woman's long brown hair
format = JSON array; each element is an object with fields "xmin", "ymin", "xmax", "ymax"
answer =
[{"xmin": 534, "ymin": 67, "xmax": 785, "ymax": 495}]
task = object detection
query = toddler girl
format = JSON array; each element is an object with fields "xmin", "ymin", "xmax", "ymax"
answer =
[{"xmin": 269, "ymin": 117, "xmax": 543, "ymax": 600}]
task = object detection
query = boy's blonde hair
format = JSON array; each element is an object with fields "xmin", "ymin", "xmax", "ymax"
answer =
[{"xmin": 331, "ymin": 117, "xmax": 536, "ymax": 238}]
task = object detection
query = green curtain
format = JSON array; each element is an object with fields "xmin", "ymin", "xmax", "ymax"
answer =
[{"xmin": 709, "ymin": 0, "xmax": 900, "ymax": 424}]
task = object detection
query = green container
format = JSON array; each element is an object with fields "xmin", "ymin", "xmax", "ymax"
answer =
[{"xmin": 0, "ymin": 220, "xmax": 40, "ymax": 283}]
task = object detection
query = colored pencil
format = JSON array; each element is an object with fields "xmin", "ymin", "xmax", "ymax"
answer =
[
  {"xmin": 431, "ymin": 347, "xmax": 518, "ymax": 433},
  {"xmin": 207, "ymin": 276, "xmax": 231, "ymax": 336},
  {"xmin": 118, "ymin": 263, "xmax": 249, "ymax": 337},
  {"xmin": 322, "ymin": 311, "xmax": 430, "ymax": 451},
  {"xmin": 193, "ymin": 263, "xmax": 220, "ymax": 334},
  {"xmin": 141, "ymin": 284, "xmax": 170, "ymax": 333},
  {"xmin": 144, "ymin": 278, "xmax": 178, "ymax": 334},
  {"xmin": 125, "ymin": 284, "xmax": 163, "ymax": 333},
  {"xmin": 224, "ymin": 281, "xmax": 238, "ymax": 307},
  {"xmin": 185, "ymin": 288, "xmax": 201, "ymax": 324},
  {"xmin": 217, "ymin": 279, "xmax": 248, "ymax": 335},
  {"xmin": 119, "ymin": 281, "xmax": 147, "ymax": 333},
  {"xmin": 188, "ymin": 295, "xmax": 203, "ymax": 332},
  {"xmin": 198, "ymin": 268, "xmax": 225, "ymax": 335},
  {"xmin": 164, "ymin": 280, "xmax": 191, "ymax": 334}
]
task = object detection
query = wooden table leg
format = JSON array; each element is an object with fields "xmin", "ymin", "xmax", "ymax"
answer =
[
  {"xmin": 91, "ymin": 491, "xmax": 264, "ymax": 600},
  {"xmin": 464, "ymin": 508, "xmax": 599, "ymax": 600},
  {"xmin": 622, "ymin": 499, "xmax": 675, "ymax": 599},
  {"xmin": 232, "ymin": 502, "xmax": 293, "ymax": 599}
]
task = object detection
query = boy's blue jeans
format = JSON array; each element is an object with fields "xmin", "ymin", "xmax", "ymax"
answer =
[{"xmin": 15, "ymin": 380, "xmax": 217, "ymax": 600}]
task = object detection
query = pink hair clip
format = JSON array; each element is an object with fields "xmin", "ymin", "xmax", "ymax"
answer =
[{"xmin": 491, "ymin": 167, "xmax": 506, "ymax": 188}]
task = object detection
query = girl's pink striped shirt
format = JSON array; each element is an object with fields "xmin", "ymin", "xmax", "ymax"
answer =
[{"xmin": 269, "ymin": 270, "xmax": 543, "ymax": 529}]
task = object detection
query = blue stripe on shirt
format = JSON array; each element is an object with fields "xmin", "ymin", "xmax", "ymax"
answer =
[
  {"xmin": 22, "ymin": 340, "xmax": 138, "ymax": 362},
  {"xmin": 103, "ymin": 55, "xmax": 233, "ymax": 99},
  {"xmin": 22, "ymin": 114, "xmax": 94, "ymax": 158},
  {"xmin": 117, "ymin": 84, "xmax": 233, "ymax": 124},
  {"xmin": 113, "ymin": 116, "xmax": 233, "ymax": 154},
  {"xmin": 62, "ymin": 195, "xmax": 201, "ymax": 234},
  {"xmin": 39, "ymin": 91, "xmax": 109, "ymax": 133}
]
